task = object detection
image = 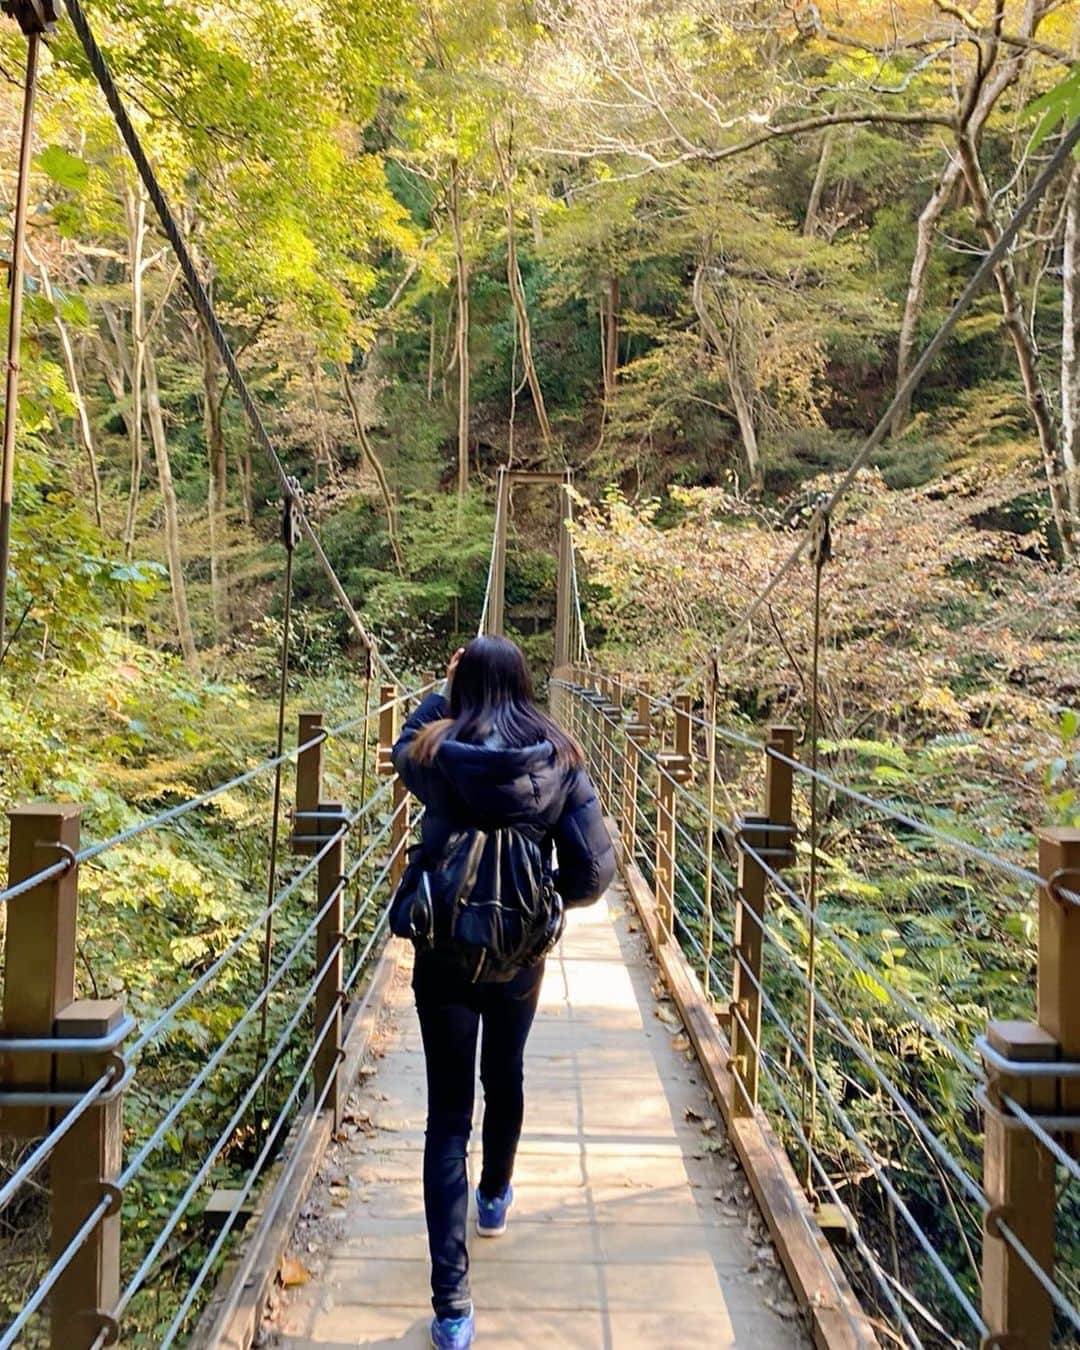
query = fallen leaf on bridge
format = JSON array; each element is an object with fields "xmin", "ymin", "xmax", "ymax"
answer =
[{"xmin": 280, "ymin": 1256, "xmax": 311, "ymax": 1288}]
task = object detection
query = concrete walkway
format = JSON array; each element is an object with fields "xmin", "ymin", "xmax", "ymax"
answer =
[{"xmin": 271, "ymin": 887, "xmax": 804, "ymax": 1348}]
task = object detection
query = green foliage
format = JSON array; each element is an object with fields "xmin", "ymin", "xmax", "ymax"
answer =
[{"xmin": 1028, "ymin": 66, "xmax": 1080, "ymax": 152}]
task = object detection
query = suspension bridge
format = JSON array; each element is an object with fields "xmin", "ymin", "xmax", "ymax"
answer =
[{"xmin": 1, "ymin": 1, "xmax": 1080, "ymax": 1348}]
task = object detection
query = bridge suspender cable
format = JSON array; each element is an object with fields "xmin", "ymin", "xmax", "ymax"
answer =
[{"xmin": 62, "ymin": 0, "xmax": 395, "ymax": 681}]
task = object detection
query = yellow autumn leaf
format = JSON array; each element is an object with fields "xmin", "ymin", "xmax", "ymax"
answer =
[{"xmin": 280, "ymin": 1256, "xmax": 311, "ymax": 1288}]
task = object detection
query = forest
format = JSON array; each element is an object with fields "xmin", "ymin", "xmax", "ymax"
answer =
[{"xmin": 0, "ymin": 0, "xmax": 1078, "ymax": 1342}]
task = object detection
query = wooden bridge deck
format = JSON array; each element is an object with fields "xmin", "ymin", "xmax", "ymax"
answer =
[{"xmin": 269, "ymin": 887, "xmax": 803, "ymax": 1348}]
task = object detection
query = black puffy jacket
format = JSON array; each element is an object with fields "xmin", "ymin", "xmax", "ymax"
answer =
[{"xmin": 391, "ymin": 691, "xmax": 615, "ymax": 907}]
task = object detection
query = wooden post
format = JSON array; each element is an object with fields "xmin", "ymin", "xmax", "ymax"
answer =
[
  {"xmin": 554, "ymin": 473, "xmax": 574, "ymax": 668},
  {"xmin": 391, "ymin": 778, "xmax": 410, "ymax": 888},
  {"xmin": 489, "ymin": 466, "xmax": 511, "ymax": 637},
  {"xmin": 623, "ymin": 683, "xmax": 649, "ymax": 862},
  {"xmin": 766, "ymin": 727, "xmax": 796, "ymax": 835},
  {"xmin": 377, "ymin": 683, "xmax": 409, "ymax": 888},
  {"xmin": 731, "ymin": 813, "xmax": 769, "ymax": 1116},
  {"xmin": 655, "ymin": 709, "xmax": 692, "ymax": 944},
  {"xmin": 635, "ymin": 681, "xmax": 651, "ymax": 738},
  {"xmin": 1, "ymin": 803, "xmax": 82, "ymax": 1136},
  {"xmin": 978, "ymin": 828, "xmax": 1080, "ymax": 1346},
  {"xmin": 1, "ymin": 805, "xmax": 128, "ymax": 1348},
  {"xmin": 292, "ymin": 712, "xmax": 324, "ymax": 856},
  {"xmin": 377, "ymin": 683, "xmax": 398, "ymax": 778},
  {"xmin": 314, "ymin": 803, "xmax": 346, "ymax": 1129},
  {"xmin": 655, "ymin": 761, "xmax": 676, "ymax": 942},
  {"xmin": 980, "ymin": 1021, "xmax": 1056, "ymax": 1348},
  {"xmin": 729, "ymin": 731, "xmax": 796, "ymax": 1117},
  {"xmin": 674, "ymin": 693, "xmax": 692, "ymax": 763},
  {"xmin": 1037, "ymin": 828, "xmax": 1080, "ymax": 1128},
  {"xmin": 598, "ymin": 677, "xmax": 615, "ymax": 812},
  {"xmin": 51, "ymin": 999, "xmax": 127, "ymax": 1350}
]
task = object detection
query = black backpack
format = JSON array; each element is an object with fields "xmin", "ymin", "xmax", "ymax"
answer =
[{"xmin": 389, "ymin": 823, "xmax": 565, "ymax": 982}]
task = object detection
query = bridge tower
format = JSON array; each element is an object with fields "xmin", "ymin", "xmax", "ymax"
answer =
[{"xmin": 483, "ymin": 466, "xmax": 575, "ymax": 671}]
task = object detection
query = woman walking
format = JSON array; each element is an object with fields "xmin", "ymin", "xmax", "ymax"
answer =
[{"xmin": 392, "ymin": 637, "xmax": 614, "ymax": 1349}]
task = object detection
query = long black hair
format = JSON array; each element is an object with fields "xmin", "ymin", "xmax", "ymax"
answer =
[{"xmin": 411, "ymin": 636, "xmax": 582, "ymax": 768}]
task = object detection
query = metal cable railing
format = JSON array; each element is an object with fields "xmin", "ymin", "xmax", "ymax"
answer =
[
  {"xmin": 620, "ymin": 679, "xmax": 1080, "ymax": 909},
  {"xmin": 0, "ymin": 680, "xmax": 420, "ymax": 1346},
  {"xmin": 0, "ymin": 683, "xmax": 426, "ymax": 909},
  {"xmin": 559, "ymin": 675, "xmax": 1080, "ymax": 1347}
]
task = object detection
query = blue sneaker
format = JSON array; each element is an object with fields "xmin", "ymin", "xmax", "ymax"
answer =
[
  {"xmin": 476, "ymin": 1184, "xmax": 513, "ymax": 1237},
  {"xmin": 430, "ymin": 1305, "xmax": 474, "ymax": 1349}
]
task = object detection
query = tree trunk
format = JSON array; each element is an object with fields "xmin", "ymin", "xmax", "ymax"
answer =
[
  {"xmin": 198, "ymin": 317, "xmax": 229, "ymax": 632},
  {"xmin": 803, "ymin": 127, "xmax": 834, "ymax": 237},
  {"xmin": 692, "ymin": 264, "xmax": 762, "ymax": 491},
  {"xmin": 1063, "ymin": 161, "xmax": 1080, "ymax": 524},
  {"xmin": 238, "ymin": 438, "xmax": 254, "ymax": 529},
  {"xmin": 34, "ymin": 254, "xmax": 103, "ymax": 529},
  {"xmin": 309, "ymin": 357, "xmax": 335, "ymax": 485},
  {"xmin": 958, "ymin": 135, "xmax": 1075, "ymax": 556},
  {"xmin": 122, "ymin": 186, "xmax": 147, "ymax": 561},
  {"xmin": 339, "ymin": 361, "xmax": 405, "ymax": 573},
  {"xmin": 603, "ymin": 274, "xmax": 620, "ymax": 398},
  {"xmin": 449, "ymin": 162, "xmax": 470, "ymax": 497},
  {"xmin": 892, "ymin": 1, "xmax": 1051, "ymax": 432},
  {"xmin": 728, "ymin": 363, "xmax": 761, "ymax": 492},
  {"xmin": 494, "ymin": 131, "xmax": 552, "ymax": 447},
  {"xmin": 427, "ymin": 306, "xmax": 437, "ymax": 404},
  {"xmin": 144, "ymin": 344, "xmax": 198, "ymax": 669}
]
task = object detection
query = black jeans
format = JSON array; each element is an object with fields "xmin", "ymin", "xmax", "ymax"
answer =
[{"xmin": 413, "ymin": 956, "xmax": 545, "ymax": 1318}]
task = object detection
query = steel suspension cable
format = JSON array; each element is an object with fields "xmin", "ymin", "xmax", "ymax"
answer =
[
  {"xmin": 752, "ymin": 1047, "xmax": 928, "ymax": 1350},
  {"xmin": 353, "ymin": 650, "xmax": 374, "ymax": 917},
  {"xmin": 803, "ymin": 507, "xmax": 829, "ymax": 1190},
  {"xmin": 566, "ymin": 494, "xmax": 591, "ymax": 666},
  {"xmin": 257, "ymin": 514, "xmax": 297, "ymax": 1103},
  {"xmin": 112, "ymin": 927, "xmax": 350, "ymax": 1325},
  {"xmin": 477, "ymin": 480, "xmax": 504, "ymax": 637},
  {"xmin": 702, "ymin": 656, "xmax": 719, "ymax": 998}
]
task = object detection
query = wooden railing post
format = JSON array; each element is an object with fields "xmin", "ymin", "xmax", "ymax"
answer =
[
  {"xmin": 292, "ymin": 711, "xmax": 324, "ymax": 856},
  {"xmin": 674, "ymin": 693, "xmax": 692, "ymax": 763},
  {"xmin": 635, "ymin": 680, "xmax": 651, "ymax": 738},
  {"xmin": 377, "ymin": 683, "xmax": 397, "ymax": 778},
  {"xmin": 51, "ymin": 997, "xmax": 126, "ymax": 1350},
  {"xmin": 1036, "ymin": 829, "xmax": 1080, "ymax": 1128},
  {"xmin": 314, "ymin": 802, "xmax": 347, "ymax": 1130},
  {"xmin": 730, "ymin": 812, "xmax": 768, "ymax": 1115},
  {"xmin": 980, "ymin": 1021, "xmax": 1056, "ymax": 1347},
  {"xmin": 1, "ymin": 803, "xmax": 82, "ymax": 1138},
  {"xmin": 765, "ymin": 726, "xmax": 796, "ymax": 834},
  {"xmin": 2, "ymin": 805, "xmax": 128, "ymax": 1349},
  {"xmin": 622, "ymin": 676, "xmax": 648, "ymax": 863},
  {"xmin": 730, "ymin": 727, "xmax": 796, "ymax": 1118},
  {"xmin": 598, "ymin": 675, "xmax": 620, "ymax": 814},
  {"xmin": 655, "ymin": 697, "xmax": 692, "ymax": 944},
  {"xmin": 584, "ymin": 681, "xmax": 601, "ymax": 786},
  {"xmin": 378, "ymin": 683, "xmax": 409, "ymax": 887},
  {"xmin": 981, "ymin": 828, "xmax": 1080, "ymax": 1346}
]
